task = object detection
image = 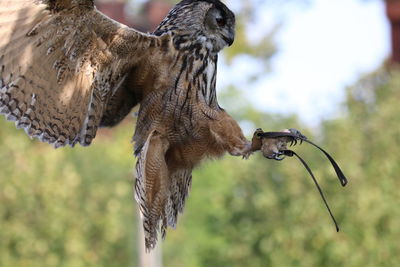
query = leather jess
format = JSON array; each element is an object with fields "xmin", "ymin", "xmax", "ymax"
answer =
[{"xmin": 251, "ymin": 128, "xmax": 348, "ymax": 232}]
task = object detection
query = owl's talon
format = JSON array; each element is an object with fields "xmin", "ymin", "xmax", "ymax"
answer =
[
  {"xmin": 274, "ymin": 153, "xmax": 285, "ymax": 161},
  {"xmin": 242, "ymin": 150, "xmax": 253, "ymax": 160},
  {"xmin": 289, "ymin": 128, "xmax": 307, "ymax": 140},
  {"xmin": 230, "ymin": 141, "xmax": 253, "ymax": 159},
  {"xmin": 266, "ymin": 152, "xmax": 285, "ymax": 161}
]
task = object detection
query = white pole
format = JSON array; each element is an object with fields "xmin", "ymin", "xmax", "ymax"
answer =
[{"xmin": 137, "ymin": 209, "xmax": 162, "ymax": 267}]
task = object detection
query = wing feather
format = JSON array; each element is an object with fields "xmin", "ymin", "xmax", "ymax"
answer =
[
  {"xmin": 0, "ymin": 0, "xmax": 163, "ymax": 147},
  {"xmin": 135, "ymin": 129, "xmax": 171, "ymax": 251}
]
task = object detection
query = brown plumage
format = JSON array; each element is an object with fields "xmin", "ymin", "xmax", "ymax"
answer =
[{"xmin": 0, "ymin": 0, "xmax": 252, "ymax": 250}]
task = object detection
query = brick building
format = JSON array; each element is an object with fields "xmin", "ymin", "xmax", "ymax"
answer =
[
  {"xmin": 95, "ymin": 0, "xmax": 171, "ymax": 32},
  {"xmin": 386, "ymin": 0, "xmax": 400, "ymax": 63}
]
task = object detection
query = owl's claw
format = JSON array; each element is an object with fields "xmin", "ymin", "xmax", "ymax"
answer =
[
  {"xmin": 242, "ymin": 149, "xmax": 253, "ymax": 160},
  {"xmin": 283, "ymin": 128, "xmax": 307, "ymax": 148},
  {"xmin": 290, "ymin": 139, "xmax": 298, "ymax": 147},
  {"xmin": 288, "ymin": 128, "xmax": 307, "ymax": 141},
  {"xmin": 230, "ymin": 141, "xmax": 253, "ymax": 159},
  {"xmin": 268, "ymin": 152, "xmax": 285, "ymax": 161}
]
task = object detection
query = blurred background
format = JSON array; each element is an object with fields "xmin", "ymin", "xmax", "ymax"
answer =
[{"xmin": 1, "ymin": 0, "xmax": 399, "ymax": 266}]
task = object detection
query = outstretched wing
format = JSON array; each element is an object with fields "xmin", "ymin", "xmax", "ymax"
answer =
[{"xmin": 0, "ymin": 0, "xmax": 162, "ymax": 147}]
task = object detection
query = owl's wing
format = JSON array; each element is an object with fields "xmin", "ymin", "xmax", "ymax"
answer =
[
  {"xmin": 135, "ymin": 129, "xmax": 170, "ymax": 251},
  {"xmin": 0, "ymin": 0, "xmax": 162, "ymax": 147}
]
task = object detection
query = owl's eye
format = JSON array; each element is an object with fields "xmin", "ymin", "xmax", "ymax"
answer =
[{"xmin": 216, "ymin": 17, "xmax": 226, "ymax": 27}]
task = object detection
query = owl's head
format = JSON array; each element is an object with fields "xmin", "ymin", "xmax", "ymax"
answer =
[{"xmin": 154, "ymin": 0, "xmax": 236, "ymax": 53}]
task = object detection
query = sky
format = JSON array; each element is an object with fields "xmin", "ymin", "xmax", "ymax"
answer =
[{"xmin": 219, "ymin": 0, "xmax": 391, "ymax": 126}]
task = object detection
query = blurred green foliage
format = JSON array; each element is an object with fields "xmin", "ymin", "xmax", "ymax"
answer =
[
  {"xmin": 0, "ymin": 121, "xmax": 138, "ymax": 266},
  {"xmin": 1, "ymin": 68, "xmax": 400, "ymax": 266}
]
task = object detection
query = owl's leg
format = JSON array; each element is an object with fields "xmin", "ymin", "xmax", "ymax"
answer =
[{"xmin": 209, "ymin": 111, "xmax": 252, "ymax": 158}]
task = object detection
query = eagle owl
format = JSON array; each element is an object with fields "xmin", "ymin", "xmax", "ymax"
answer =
[{"xmin": 0, "ymin": 0, "xmax": 253, "ymax": 250}]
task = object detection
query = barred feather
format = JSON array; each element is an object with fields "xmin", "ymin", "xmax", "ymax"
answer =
[
  {"xmin": 135, "ymin": 130, "xmax": 170, "ymax": 250},
  {"xmin": 0, "ymin": 0, "xmax": 160, "ymax": 147}
]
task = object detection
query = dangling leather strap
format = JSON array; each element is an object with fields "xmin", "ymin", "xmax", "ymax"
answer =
[
  {"xmin": 300, "ymin": 139, "xmax": 348, "ymax": 187},
  {"xmin": 258, "ymin": 130, "xmax": 348, "ymax": 187},
  {"xmin": 283, "ymin": 150, "xmax": 340, "ymax": 232}
]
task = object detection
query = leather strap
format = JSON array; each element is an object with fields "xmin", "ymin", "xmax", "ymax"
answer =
[
  {"xmin": 283, "ymin": 150, "xmax": 340, "ymax": 232},
  {"xmin": 258, "ymin": 130, "xmax": 348, "ymax": 187},
  {"xmin": 256, "ymin": 129, "xmax": 348, "ymax": 232}
]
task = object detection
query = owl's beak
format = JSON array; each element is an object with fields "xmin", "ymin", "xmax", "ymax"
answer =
[{"xmin": 223, "ymin": 29, "xmax": 235, "ymax": 46}]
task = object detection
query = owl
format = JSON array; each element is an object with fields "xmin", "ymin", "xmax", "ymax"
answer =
[{"xmin": 0, "ymin": 0, "xmax": 266, "ymax": 250}]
